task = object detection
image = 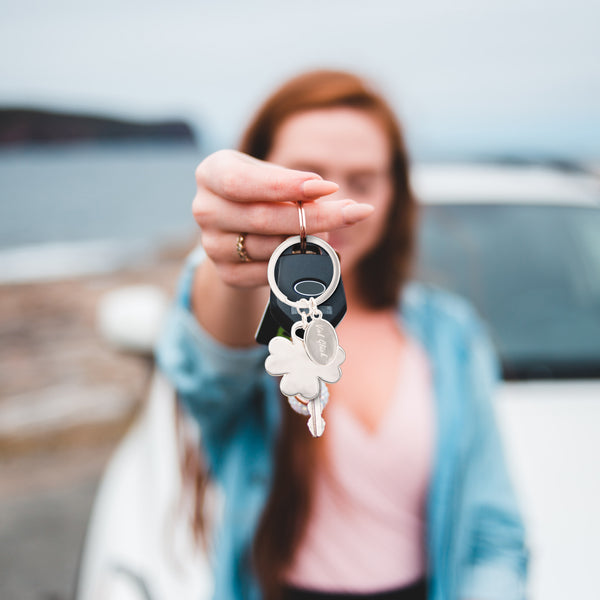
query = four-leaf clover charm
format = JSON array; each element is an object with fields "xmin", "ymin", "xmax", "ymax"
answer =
[{"xmin": 265, "ymin": 320, "xmax": 345, "ymax": 400}]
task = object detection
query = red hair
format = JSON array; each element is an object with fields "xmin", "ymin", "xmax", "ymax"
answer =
[
  {"xmin": 183, "ymin": 69, "xmax": 417, "ymax": 600},
  {"xmin": 240, "ymin": 70, "xmax": 417, "ymax": 599}
]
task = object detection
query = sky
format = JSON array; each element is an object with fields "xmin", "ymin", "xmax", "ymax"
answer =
[{"xmin": 1, "ymin": 0, "xmax": 600, "ymax": 160}]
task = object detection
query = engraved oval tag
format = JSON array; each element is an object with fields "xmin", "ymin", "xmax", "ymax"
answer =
[{"xmin": 304, "ymin": 319, "xmax": 339, "ymax": 366}]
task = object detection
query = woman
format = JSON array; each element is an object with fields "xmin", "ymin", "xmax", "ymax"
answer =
[{"xmin": 157, "ymin": 70, "xmax": 528, "ymax": 600}]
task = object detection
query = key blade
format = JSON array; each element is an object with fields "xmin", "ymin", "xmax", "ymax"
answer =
[
  {"xmin": 307, "ymin": 415, "xmax": 325, "ymax": 437},
  {"xmin": 307, "ymin": 399, "xmax": 326, "ymax": 437}
]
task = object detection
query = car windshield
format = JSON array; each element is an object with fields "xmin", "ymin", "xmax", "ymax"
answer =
[{"xmin": 416, "ymin": 203, "xmax": 600, "ymax": 380}]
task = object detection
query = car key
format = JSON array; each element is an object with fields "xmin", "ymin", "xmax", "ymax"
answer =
[
  {"xmin": 262, "ymin": 234, "xmax": 346, "ymax": 437},
  {"xmin": 255, "ymin": 238, "xmax": 347, "ymax": 345},
  {"xmin": 306, "ymin": 381, "xmax": 327, "ymax": 437}
]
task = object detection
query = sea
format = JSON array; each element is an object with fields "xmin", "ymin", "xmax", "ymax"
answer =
[{"xmin": 0, "ymin": 142, "xmax": 203, "ymax": 283}]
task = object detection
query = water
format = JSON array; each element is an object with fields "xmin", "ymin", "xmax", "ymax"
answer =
[{"xmin": 0, "ymin": 142, "xmax": 203, "ymax": 282}]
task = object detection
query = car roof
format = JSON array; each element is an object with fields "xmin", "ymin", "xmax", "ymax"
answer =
[{"xmin": 411, "ymin": 163, "xmax": 600, "ymax": 207}]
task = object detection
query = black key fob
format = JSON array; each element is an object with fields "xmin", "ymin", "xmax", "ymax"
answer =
[{"xmin": 255, "ymin": 237, "xmax": 346, "ymax": 345}]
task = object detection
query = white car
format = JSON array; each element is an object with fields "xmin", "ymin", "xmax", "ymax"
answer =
[
  {"xmin": 412, "ymin": 163, "xmax": 600, "ymax": 600},
  {"xmin": 79, "ymin": 163, "xmax": 600, "ymax": 600}
]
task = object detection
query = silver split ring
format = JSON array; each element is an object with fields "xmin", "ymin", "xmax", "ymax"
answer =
[
  {"xmin": 297, "ymin": 201, "xmax": 307, "ymax": 253},
  {"xmin": 267, "ymin": 235, "xmax": 340, "ymax": 308}
]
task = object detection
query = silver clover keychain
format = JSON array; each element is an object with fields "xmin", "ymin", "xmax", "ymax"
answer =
[{"xmin": 263, "ymin": 225, "xmax": 346, "ymax": 437}]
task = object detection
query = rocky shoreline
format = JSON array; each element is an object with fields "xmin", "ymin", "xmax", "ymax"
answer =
[{"xmin": 0, "ymin": 244, "xmax": 191, "ymax": 466}]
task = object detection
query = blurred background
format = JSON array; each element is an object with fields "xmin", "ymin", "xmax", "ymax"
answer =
[{"xmin": 1, "ymin": 1, "xmax": 599, "ymax": 599}]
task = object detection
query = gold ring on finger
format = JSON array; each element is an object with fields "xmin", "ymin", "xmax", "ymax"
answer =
[{"xmin": 236, "ymin": 232, "xmax": 251, "ymax": 262}]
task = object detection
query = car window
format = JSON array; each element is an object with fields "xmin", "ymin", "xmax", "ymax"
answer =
[{"xmin": 416, "ymin": 204, "xmax": 600, "ymax": 380}]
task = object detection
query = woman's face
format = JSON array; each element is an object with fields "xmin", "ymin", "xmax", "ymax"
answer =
[{"xmin": 267, "ymin": 107, "xmax": 394, "ymax": 275}]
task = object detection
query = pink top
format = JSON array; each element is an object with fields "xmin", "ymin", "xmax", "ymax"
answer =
[{"xmin": 284, "ymin": 337, "xmax": 435, "ymax": 593}]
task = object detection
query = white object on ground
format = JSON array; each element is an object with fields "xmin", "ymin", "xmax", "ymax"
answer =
[{"xmin": 97, "ymin": 285, "xmax": 168, "ymax": 355}]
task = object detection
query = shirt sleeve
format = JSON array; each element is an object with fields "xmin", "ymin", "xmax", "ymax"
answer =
[
  {"xmin": 154, "ymin": 246, "xmax": 269, "ymax": 452},
  {"xmin": 457, "ymin": 318, "xmax": 529, "ymax": 600}
]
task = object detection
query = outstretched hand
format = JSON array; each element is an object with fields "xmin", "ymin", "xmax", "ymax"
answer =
[{"xmin": 193, "ymin": 150, "xmax": 374, "ymax": 288}]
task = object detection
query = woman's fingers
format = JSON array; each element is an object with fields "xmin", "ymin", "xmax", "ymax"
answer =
[
  {"xmin": 192, "ymin": 149, "xmax": 374, "ymax": 290},
  {"xmin": 193, "ymin": 150, "xmax": 374, "ymax": 236},
  {"xmin": 196, "ymin": 196, "xmax": 374, "ymax": 236},
  {"xmin": 195, "ymin": 149, "xmax": 339, "ymax": 203},
  {"xmin": 202, "ymin": 232, "xmax": 288, "ymax": 264},
  {"xmin": 212, "ymin": 260, "xmax": 272, "ymax": 289}
]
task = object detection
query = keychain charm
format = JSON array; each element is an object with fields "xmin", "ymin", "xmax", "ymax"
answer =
[
  {"xmin": 259, "ymin": 208, "xmax": 347, "ymax": 437},
  {"xmin": 304, "ymin": 317, "xmax": 340, "ymax": 367},
  {"xmin": 265, "ymin": 308, "xmax": 346, "ymax": 400}
]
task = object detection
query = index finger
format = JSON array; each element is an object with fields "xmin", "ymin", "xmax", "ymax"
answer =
[{"xmin": 195, "ymin": 149, "xmax": 339, "ymax": 203}]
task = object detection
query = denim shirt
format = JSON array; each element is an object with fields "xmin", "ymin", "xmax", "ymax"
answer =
[{"xmin": 156, "ymin": 248, "xmax": 528, "ymax": 600}]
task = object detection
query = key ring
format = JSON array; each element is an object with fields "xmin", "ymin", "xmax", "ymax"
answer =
[
  {"xmin": 267, "ymin": 235, "xmax": 341, "ymax": 308},
  {"xmin": 297, "ymin": 201, "xmax": 307, "ymax": 253}
]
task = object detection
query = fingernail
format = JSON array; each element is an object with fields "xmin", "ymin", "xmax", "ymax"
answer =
[
  {"xmin": 342, "ymin": 203, "xmax": 374, "ymax": 224},
  {"xmin": 302, "ymin": 179, "xmax": 339, "ymax": 198}
]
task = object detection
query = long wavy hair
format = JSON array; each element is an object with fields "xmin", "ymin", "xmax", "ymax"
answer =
[{"xmin": 181, "ymin": 69, "xmax": 417, "ymax": 600}]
